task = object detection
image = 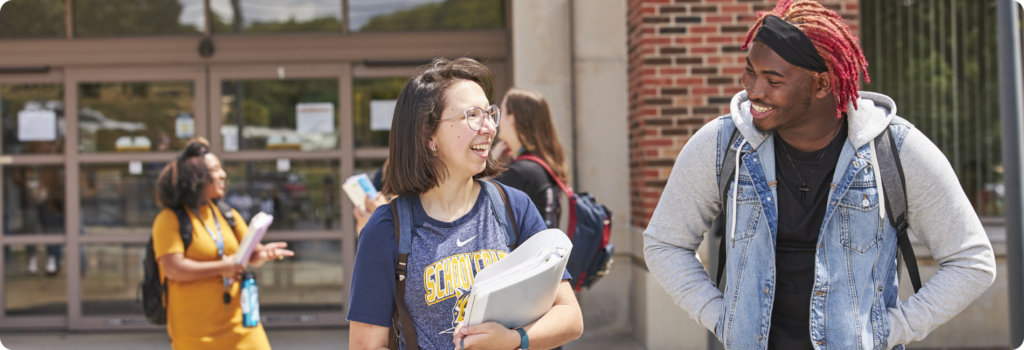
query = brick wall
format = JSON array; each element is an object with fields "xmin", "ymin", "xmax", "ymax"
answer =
[{"xmin": 627, "ymin": 0, "xmax": 861, "ymax": 228}]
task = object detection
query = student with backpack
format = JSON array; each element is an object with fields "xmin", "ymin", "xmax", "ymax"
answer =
[
  {"xmin": 491, "ymin": 88, "xmax": 575, "ymax": 350},
  {"xmin": 147, "ymin": 138, "xmax": 293, "ymax": 349},
  {"xmin": 494, "ymin": 88, "xmax": 614, "ymax": 293},
  {"xmin": 643, "ymin": 1, "xmax": 996, "ymax": 348},
  {"xmin": 493, "ymin": 88, "xmax": 569, "ymax": 230},
  {"xmin": 347, "ymin": 58, "xmax": 583, "ymax": 350}
]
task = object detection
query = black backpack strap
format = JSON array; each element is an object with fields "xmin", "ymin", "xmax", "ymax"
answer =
[
  {"xmin": 715, "ymin": 126, "xmax": 741, "ymax": 287},
  {"xmin": 215, "ymin": 200, "xmax": 238, "ymax": 229},
  {"xmin": 171, "ymin": 207, "xmax": 193, "ymax": 252},
  {"xmin": 482, "ymin": 180, "xmax": 519, "ymax": 250},
  {"xmin": 389, "ymin": 197, "xmax": 419, "ymax": 350},
  {"xmin": 875, "ymin": 128, "xmax": 922, "ymax": 293}
]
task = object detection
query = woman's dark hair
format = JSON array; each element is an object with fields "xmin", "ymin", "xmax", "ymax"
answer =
[
  {"xmin": 382, "ymin": 57, "xmax": 504, "ymax": 197},
  {"xmin": 156, "ymin": 138, "xmax": 212, "ymax": 209},
  {"xmin": 504, "ymin": 88, "xmax": 570, "ymax": 185}
]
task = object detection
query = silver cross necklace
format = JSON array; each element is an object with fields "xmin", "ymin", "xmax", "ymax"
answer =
[{"xmin": 779, "ymin": 119, "xmax": 843, "ymax": 200}]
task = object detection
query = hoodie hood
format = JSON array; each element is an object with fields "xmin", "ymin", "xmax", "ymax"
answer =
[{"xmin": 728, "ymin": 90, "xmax": 898, "ymax": 149}]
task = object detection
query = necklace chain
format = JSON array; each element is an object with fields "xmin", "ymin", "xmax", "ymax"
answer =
[{"xmin": 779, "ymin": 119, "xmax": 844, "ymax": 199}]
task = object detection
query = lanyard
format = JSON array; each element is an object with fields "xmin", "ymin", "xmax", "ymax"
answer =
[
  {"xmin": 188, "ymin": 203, "xmax": 233, "ymax": 305},
  {"xmin": 189, "ymin": 205, "xmax": 225, "ymax": 258}
]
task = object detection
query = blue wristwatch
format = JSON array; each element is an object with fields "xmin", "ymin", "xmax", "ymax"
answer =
[{"xmin": 514, "ymin": 327, "xmax": 529, "ymax": 350}]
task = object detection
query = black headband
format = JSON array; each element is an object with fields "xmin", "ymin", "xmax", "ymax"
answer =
[{"xmin": 754, "ymin": 15, "xmax": 828, "ymax": 73}]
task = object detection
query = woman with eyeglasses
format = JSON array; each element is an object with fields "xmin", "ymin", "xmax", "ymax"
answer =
[{"xmin": 347, "ymin": 58, "xmax": 583, "ymax": 350}]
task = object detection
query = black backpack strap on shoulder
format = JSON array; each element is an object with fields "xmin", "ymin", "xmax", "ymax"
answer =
[
  {"xmin": 715, "ymin": 126, "xmax": 741, "ymax": 287},
  {"xmin": 875, "ymin": 128, "xmax": 922, "ymax": 293},
  {"xmin": 215, "ymin": 200, "xmax": 238, "ymax": 229},
  {"xmin": 389, "ymin": 197, "xmax": 419, "ymax": 350},
  {"xmin": 482, "ymin": 180, "xmax": 519, "ymax": 250},
  {"xmin": 171, "ymin": 207, "xmax": 193, "ymax": 252}
]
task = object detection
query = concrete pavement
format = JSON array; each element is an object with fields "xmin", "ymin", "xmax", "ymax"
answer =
[{"xmin": 0, "ymin": 328, "xmax": 644, "ymax": 350}]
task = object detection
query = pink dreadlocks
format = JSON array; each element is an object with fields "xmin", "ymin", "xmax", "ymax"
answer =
[{"xmin": 742, "ymin": 0, "xmax": 870, "ymax": 119}]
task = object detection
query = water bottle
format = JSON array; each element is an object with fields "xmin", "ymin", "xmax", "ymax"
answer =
[{"xmin": 241, "ymin": 271, "xmax": 260, "ymax": 328}]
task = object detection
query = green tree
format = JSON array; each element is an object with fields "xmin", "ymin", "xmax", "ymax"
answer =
[
  {"xmin": 73, "ymin": 0, "xmax": 201, "ymax": 37},
  {"xmin": 0, "ymin": 0, "xmax": 65, "ymax": 38},
  {"xmin": 359, "ymin": 0, "xmax": 504, "ymax": 32},
  {"xmin": 861, "ymin": 0, "xmax": 1003, "ymax": 215}
]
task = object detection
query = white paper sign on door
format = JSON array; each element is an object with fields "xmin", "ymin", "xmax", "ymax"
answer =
[
  {"xmin": 221, "ymin": 125, "xmax": 239, "ymax": 152},
  {"xmin": 129, "ymin": 161, "xmax": 143, "ymax": 175},
  {"xmin": 296, "ymin": 102, "xmax": 335, "ymax": 134},
  {"xmin": 17, "ymin": 109, "xmax": 57, "ymax": 142},
  {"xmin": 277, "ymin": 158, "xmax": 290, "ymax": 172},
  {"xmin": 370, "ymin": 99, "xmax": 397, "ymax": 131},
  {"xmin": 175, "ymin": 112, "xmax": 195, "ymax": 139}
]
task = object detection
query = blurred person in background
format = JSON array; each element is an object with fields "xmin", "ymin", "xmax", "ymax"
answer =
[
  {"xmin": 493, "ymin": 88, "xmax": 569, "ymax": 230},
  {"xmin": 492, "ymin": 88, "xmax": 572, "ymax": 350},
  {"xmin": 152, "ymin": 138, "xmax": 294, "ymax": 350}
]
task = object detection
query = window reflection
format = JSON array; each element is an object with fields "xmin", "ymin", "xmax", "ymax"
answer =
[
  {"xmin": 221, "ymin": 79, "xmax": 338, "ymax": 152},
  {"xmin": 78, "ymin": 81, "xmax": 195, "ymax": 153},
  {"xmin": 80, "ymin": 162, "xmax": 165, "ymax": 236},
  {"xmin": 1, "ymin": 83, "xmax": 64, "ymax": 154},
  {"xmin": 257, "ymin": 240, "xmax": 343, "ymax": 312},
  {"xmin": 222, "ymin": 159, "xmax": 339, "ymax": 230},
  {"xmin": 81, "ymin": 244, "xmax": 145, "ymax": 315},
  {"xmin": 353, "ymin": 77, "xmax": 405, "ymax": 148},
  {"xmin": 0, "ymin": 0, "xmax": 65, "ymax": 39},
  {"xmin": 73, "ymin": 0, "xmax": 204, "ymax": 37},
  {"xmin": 5, "ymin": 244, "xmax": 66, "ymax": 316},
  {"xmin": 3, "ymin": 166, "xmax": 65, "ymax": 235},
  {"xmin": 349, "ymin": 0, "xmax": 504, "ymax": 33},
  {"xmin": 210, "ymin": 0, "xmax": 342, "ymax": 34}
]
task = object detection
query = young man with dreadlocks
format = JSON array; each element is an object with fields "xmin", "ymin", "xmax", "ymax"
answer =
[{"xmin": 643, "ymin": 0, "xmax": 996, "ymax": 349}]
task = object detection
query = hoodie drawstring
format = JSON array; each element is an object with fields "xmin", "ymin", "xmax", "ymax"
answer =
[
  {"xmin": 729, "ymin": 139, "xmax": 748, "ymax": 247},
  {"xmin": 869, "ymin": 139, "xmax": 886, "ymax": 220}
]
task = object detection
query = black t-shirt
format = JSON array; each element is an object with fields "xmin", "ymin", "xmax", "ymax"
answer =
[
  {"xmin": 767, "ymin": 122, "xmax": 847, "ymax": 350},
  {"xmin": 494, "ymin": 157, "xmax": 562, "ymax": 228}
]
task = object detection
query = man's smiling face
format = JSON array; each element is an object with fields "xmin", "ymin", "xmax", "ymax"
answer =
[{"xmin": 741, "ymin": 41, "xmax": 819, "ymax": 133}]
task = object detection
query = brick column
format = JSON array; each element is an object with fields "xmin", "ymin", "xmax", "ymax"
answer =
[{"xmin": 627, "ymin": 0, "xmax": 860, "ymax": 229}]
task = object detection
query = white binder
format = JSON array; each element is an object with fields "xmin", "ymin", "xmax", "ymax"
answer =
[{"xmin": 462, "ymin": 229, "xmax": 573, "ymax": 328}]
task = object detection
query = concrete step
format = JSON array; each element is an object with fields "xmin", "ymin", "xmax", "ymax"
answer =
[{"xmin": 0, "ymin": 328, "xmax": 644, "ymax": 350}]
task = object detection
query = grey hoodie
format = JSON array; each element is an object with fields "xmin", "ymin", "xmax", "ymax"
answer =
[{"xmin": 643, "ymin": 91, "xmax": 997, "ymax": 348}]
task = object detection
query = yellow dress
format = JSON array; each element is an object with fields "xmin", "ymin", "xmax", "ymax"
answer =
[{"xmin": 152, "ymin": 204, "xmax": 271, "ymax": 350}]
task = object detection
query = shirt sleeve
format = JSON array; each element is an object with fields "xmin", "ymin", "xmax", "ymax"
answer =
[
  {"xmin": 885, "ymin": 127, "xmax": 997, "ymax": 347},
  {"xmin": 346, "ymin": 203, "xmax": 399, "ymax": 328},
  {"xmin": 642, "ymin": 119, "xmax": 725, "ymax": 333},
  {"xmin": 152, "ymin": 208, "xmax": 185, "ymax": 259},
  {"xmin": 498, "ymin": 183, "xmax": 573, "ymax": 281}
]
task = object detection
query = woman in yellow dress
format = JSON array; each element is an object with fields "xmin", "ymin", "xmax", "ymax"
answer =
[{"xmin": 151, "ymin": 138, "xmax": 293, "ymax": 349}]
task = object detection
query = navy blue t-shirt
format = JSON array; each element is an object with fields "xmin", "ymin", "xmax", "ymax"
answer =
[{"xmin": 347, "ymin": 182, "xmax": 571, "ymax": 350}]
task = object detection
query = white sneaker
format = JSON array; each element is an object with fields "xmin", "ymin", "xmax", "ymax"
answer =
[
  {"xmin": 27, "ymin": 255, "xmax": 38, "ymax": 274},
  {"xmin": 46, "ymin": 255, "xmax": 57, "ymax": 274}
]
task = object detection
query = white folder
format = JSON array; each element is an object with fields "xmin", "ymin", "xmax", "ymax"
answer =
[{"xmin": 462, "ymin": 229, "xmax": 573, "ymax": 329}]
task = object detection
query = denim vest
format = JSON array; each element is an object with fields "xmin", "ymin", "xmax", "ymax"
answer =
[{"xmin": 714, "ymin": 116, "xmax": 911, "ymax": 350}]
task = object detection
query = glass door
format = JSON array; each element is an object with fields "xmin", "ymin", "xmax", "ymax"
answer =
[
  {"xmin": 0, "ymin": 68, "xmax": 69, "ymax": 330},
  {"xmin": 209, "ymin": 63, "xmax": 352, "ymax": 327},
  {"xmin": 64, "ymin": 66, "xmax": 208, "ymax": 330}
]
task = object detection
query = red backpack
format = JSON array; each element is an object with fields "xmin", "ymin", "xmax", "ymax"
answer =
[{"xmin": 515, "ymin": 155, "xmax": 614, "ymax": 291}]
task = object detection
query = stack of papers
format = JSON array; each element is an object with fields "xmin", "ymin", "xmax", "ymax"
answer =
[
  {"xmin": 462, "ymin": 229, "xmax": 572, "ymax": 328},
  {"xmin": 232, "ymin": 212, "xmax": 274, "ymax": 266}
]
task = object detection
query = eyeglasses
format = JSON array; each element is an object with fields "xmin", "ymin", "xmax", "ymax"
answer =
[{"xmin": 439, "ymin": 105, "xmax": 500, "ymax": 131}]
